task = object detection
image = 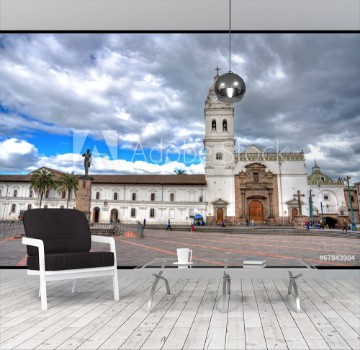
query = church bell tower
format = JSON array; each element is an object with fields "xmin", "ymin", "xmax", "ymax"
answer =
[{"xmin": 203, "ymin": 69, "xmax": 236, "ymax": 176}]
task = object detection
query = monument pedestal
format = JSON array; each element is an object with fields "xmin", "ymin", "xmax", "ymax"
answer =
[{"xmin": 76, "ymin": 176, "xmax": 94, "ymax": 222}]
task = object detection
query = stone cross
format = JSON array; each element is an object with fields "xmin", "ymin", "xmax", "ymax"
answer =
[
  {"xmin": 215, "ymin": 66, "xmax": 221, "ymax": 76},
  {"xmin": 293, "ymin": 190, "xmax": 305, "ymax": 216}
]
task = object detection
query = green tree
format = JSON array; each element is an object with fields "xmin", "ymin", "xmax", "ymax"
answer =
[
  {"xmin": 174, "ymin": 169, "xmax": 186, "ymax": 175},
  {"xmin": 30, "ymin": 169, "xmax": 56, "ymax": 208},
  {"xmin": 56, "ymin": 172, "xmax": 79, "ymax": 209}
]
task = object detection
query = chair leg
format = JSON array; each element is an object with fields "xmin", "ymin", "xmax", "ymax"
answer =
[
  {"xmin": 113, "ymin": 268, "xmax": 120, "ymax": 301},
  {"xmin": 72, "ymin": 279, "xmax": 78, "ymax": 293},
  {"xmin": 39, "ymin": 274, "xmax": 47, "ymax": 311}
]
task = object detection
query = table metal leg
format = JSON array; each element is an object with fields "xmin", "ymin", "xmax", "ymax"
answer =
[
  {"xmin": 147, "ymin": 270, "xmax": 170, "ymax": 312},
  {"xmin": 220, "ymin": 271, "xmax": 231, "ymax": 312},
  {"xmin": 222, "ymin": 271, "xmax": 231, "ymax": 295},
  {"xmin": 288, "ymin": 271, "xmax": 303, "ymax": 312}
]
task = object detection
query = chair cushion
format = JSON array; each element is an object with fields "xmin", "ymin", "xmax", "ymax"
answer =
[
  {"xmin": 23, "ymin": 209, "xmax": 91, "ymax": 256},
  {"xmin": 27, "ymin": 252, "xmax": 115, "ymax": 271}
]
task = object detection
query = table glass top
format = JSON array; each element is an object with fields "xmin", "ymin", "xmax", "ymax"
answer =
[{"xmin": 139, "ymin": 257, "xmax": 315, "ymax": 269}]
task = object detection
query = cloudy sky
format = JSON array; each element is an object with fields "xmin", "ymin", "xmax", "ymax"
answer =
[{"xmin": 0, "ymin": 33, "xmax": 359, "ymax": 182}]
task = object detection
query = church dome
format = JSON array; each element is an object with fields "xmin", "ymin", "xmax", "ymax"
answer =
[{"xmin": 308, "ymin": 161, "xmax": 336, "ymax": 185}]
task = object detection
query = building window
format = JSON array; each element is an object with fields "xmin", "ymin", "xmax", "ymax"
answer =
[
  {"xmin": 351, "ymin": 196, "xmax": 354, "ymax": 202},
  {"xmin": 212, "ymin": 120, "xmax": 216, "ymax": 131},
  {"xmin": 131, "ymin": 208, "xmax": 136, "ymax": 217},
  {"xmin": 151, "ymin": 193, "xmax": 155, "ymax": 201},
  {"xmin": 45, "ymin": 190, "xmax": 49, "ymax": 198},
  {"xmin": 324, "ymin": 195, "xmax": 329, "ymax": 200},
  {"xmin": 169, "ymin": 209, "xmax": 175, "ymax": 219},
  {"xmin": 14, "ymin": 190, "xmax": 18, "ymax": 197},
  {"xmin": 199, "ymin": 196, "xmax": 203, "ymax": 202},
  {"xmin": 222, "ymin": 119, "xmax": 227, "ymax": 132},
  {"xmin": 61, "ymin": 191, "xmax": 66, "ymax": 199},
  {"xmin": 189, "ymin": 209, "xmax": 194, "ymax": 218},
  {"xmin": 253, "ymin": 172, "xmax": 259, "ymax": 183},
  {"xmin": 320, "ymin": 176, "xmax": 325, "ymax": 181},
  {"xmin": 11, "ymin": 204, "xmax": 16, "ymax": 212},
  {"xmin": 340, "ymin": 210, "xmax": 344, "ymax": 215},
  {"xmin": 96, "ymin": 192, "xmax": 100, "ymax": 200},
  {"xmin": 132, "ymin": 193, "xmax": 136, "ymax": 201},
  {"xmin": 216, "ymin": 153, "xmax": 223, "ymax": 160},
  {"xmin": 27, "ymin": 204, "xmax": 32, "ymax": 210},
  {"xmin": 170, "ymin": 193, "xmax": 174, "ymax": 202},
  {"xmin": 29, "ymin": 190, "xmax": 33, "ymax": 198},
  {"xmin": 114, "ymin": 192, "xmax": 118, "ymax": 200},
  {"xmin": 150, "ymin": 208, "xmax": 155, "ymax": 218}
]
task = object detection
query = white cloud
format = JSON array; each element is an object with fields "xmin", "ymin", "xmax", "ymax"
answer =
[
  {"xmin": 34, "ymin": 153, "xmax": 204, "ymax": 176},
  {"xmin": 0, "ymin": 138, "xmax": 204, "ymax": 175},
  {"xmin": 0, "ymin": 138, "xmax": 39, "ymax": 171},
  {"xmin": 0, "ymin": 34, "xmax": 359, "ymax": 182},
  {"xmin": 305, "ymin": 145, "xmax": 327, "ymax": 161}
]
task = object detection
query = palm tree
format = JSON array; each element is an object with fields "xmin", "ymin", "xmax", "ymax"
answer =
[
  {"xmin": 174, "ymin": 169, "xmax": 186, "ymax": 175},
  {"xmin": 30, "ymin": 169, "xmax": 56, "ymax": 208},
  {"xmin": 56, "ymin": 172, "xmax": 79, "ymax": 209}
]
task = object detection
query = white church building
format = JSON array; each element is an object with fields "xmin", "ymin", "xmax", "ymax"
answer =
[{"xmin": 0, "ymin": 73, "xmax": 354, "ymax": 226}]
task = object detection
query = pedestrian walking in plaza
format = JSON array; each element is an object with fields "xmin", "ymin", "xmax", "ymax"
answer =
[
  {"xmin": 246, "ymin": 218, "xmax": 249, "ymax": 227},
  {"xmin": 191, "ymin": 224, "xmax": 195, "ymax": 232},
  {"xmin": 166, "ymin": 219, "xmax": 172, "ymax": 231},
  {"xmin": 251, "ymin": 219, "xmax": 255, "ymax": 226},
  {"xmin": 342, "ymin": 220, "xmax": 347, "ymax": 233},
  {"xmin": 143, "ymin": 218, "xmax": 146, "ymax": 227},
  {"xmin": 305, "ymin": 219, "xmax": 310, "ymax": 231}
]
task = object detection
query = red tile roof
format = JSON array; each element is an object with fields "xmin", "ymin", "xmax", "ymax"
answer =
[{"xmin": 91, "ymin": 174, "xmax": 206, "ymax": 185}]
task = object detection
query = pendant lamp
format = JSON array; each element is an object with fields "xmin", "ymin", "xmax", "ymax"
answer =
[{"xmin": 215, "ymin": 0, "xmax": 246, "ymax": 103}]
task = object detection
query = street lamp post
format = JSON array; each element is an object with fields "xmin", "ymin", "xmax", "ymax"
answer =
[
  {"xmin": 343, "ymin": 175, "xmax": 356, "ymax": 231},
  {"xmin": 309, "ymin": 189, "xmax": 315, "ymax": 226},
  {"xmin": 320, "ymin": 201, "xmax": 324, "ymax": 224}
]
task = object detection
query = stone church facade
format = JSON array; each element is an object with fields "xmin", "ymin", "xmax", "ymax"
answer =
[
  {"xmin": 0, "ymin": 73, "xmax": 358, "ymax": 226},
  {"xmin": 203, "ymin": 73, "xmax": 309, "ymax": 225}
]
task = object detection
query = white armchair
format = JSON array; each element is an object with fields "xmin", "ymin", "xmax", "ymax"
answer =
[{"xmin": 22, "ymin": 209, "xmax": 119, "ymax": 310}]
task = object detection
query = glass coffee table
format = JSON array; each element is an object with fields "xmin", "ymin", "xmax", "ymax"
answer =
[{"xmin": 137, "ymin": 257, "xmax": 315, "ymax": 312}]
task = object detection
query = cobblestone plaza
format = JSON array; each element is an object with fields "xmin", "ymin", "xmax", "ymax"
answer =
[{"xmin": 1, "ymin": 227, "xmax": 359, "ymax": 268}]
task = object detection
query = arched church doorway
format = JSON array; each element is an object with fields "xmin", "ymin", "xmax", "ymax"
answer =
[
  {"xmin": 323, "ymin": 217, "xmax": 338, "ymax": 229},
  {"xmin": 291, "ymin": 208, "xmax": 298, "ymax": 223},
  {"xmin": 110, "ymin": 209, "xmax": 118, "ymax": 223},
  {"xmin": 216, "ymin": 208, "xmax": 224, "ymax": 224},
  {"xmin": 93, "ymin": 207, "xmax": 100, "ymax": 223},
  {"xmin": 249, "ymin": 200, "xmax": 263, "ymax": 223}
]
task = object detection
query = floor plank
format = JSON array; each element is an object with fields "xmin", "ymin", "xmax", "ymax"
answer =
[{"xmin": 1, "ymin": 276, "xmax": 360, "ymax": 350}]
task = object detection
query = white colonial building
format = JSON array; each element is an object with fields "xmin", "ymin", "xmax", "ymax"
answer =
[
  {"xmin": 0, "ymin": 172, "xmax": 207, "ymax": 224},
  {"xmin": 0, "ymin": 72, "xmax": 356, "ymax": 226}
]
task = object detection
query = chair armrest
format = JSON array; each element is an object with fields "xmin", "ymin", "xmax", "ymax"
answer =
[
  {"xmin": 22, "ymin": 237, "xmax": 46, "ymax": 272},
  {"xmin": 22, "ymin": 237, "xmax": 44, "ymax": 249},
  {"xmin": 91, "ymin": 235, "xmax": 117, "ymax": 266},
  {"xmin": 91, "ymin": 235, "xmax": 114, "ymax": 244}
]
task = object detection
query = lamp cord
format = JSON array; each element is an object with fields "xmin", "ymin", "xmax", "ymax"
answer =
[{"xmin": 229, "ymin": 0, "xmax": 232, "ymax": 72}]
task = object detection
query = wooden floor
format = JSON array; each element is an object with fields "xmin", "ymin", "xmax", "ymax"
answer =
[{"xmin": 1, "ymin": 275, "xmax": 359, "ymax": 350}]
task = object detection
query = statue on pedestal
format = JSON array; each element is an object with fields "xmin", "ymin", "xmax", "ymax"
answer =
[{"xmin": 82, "ymin": 149, "xmax": 92, "ymax": 177}]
